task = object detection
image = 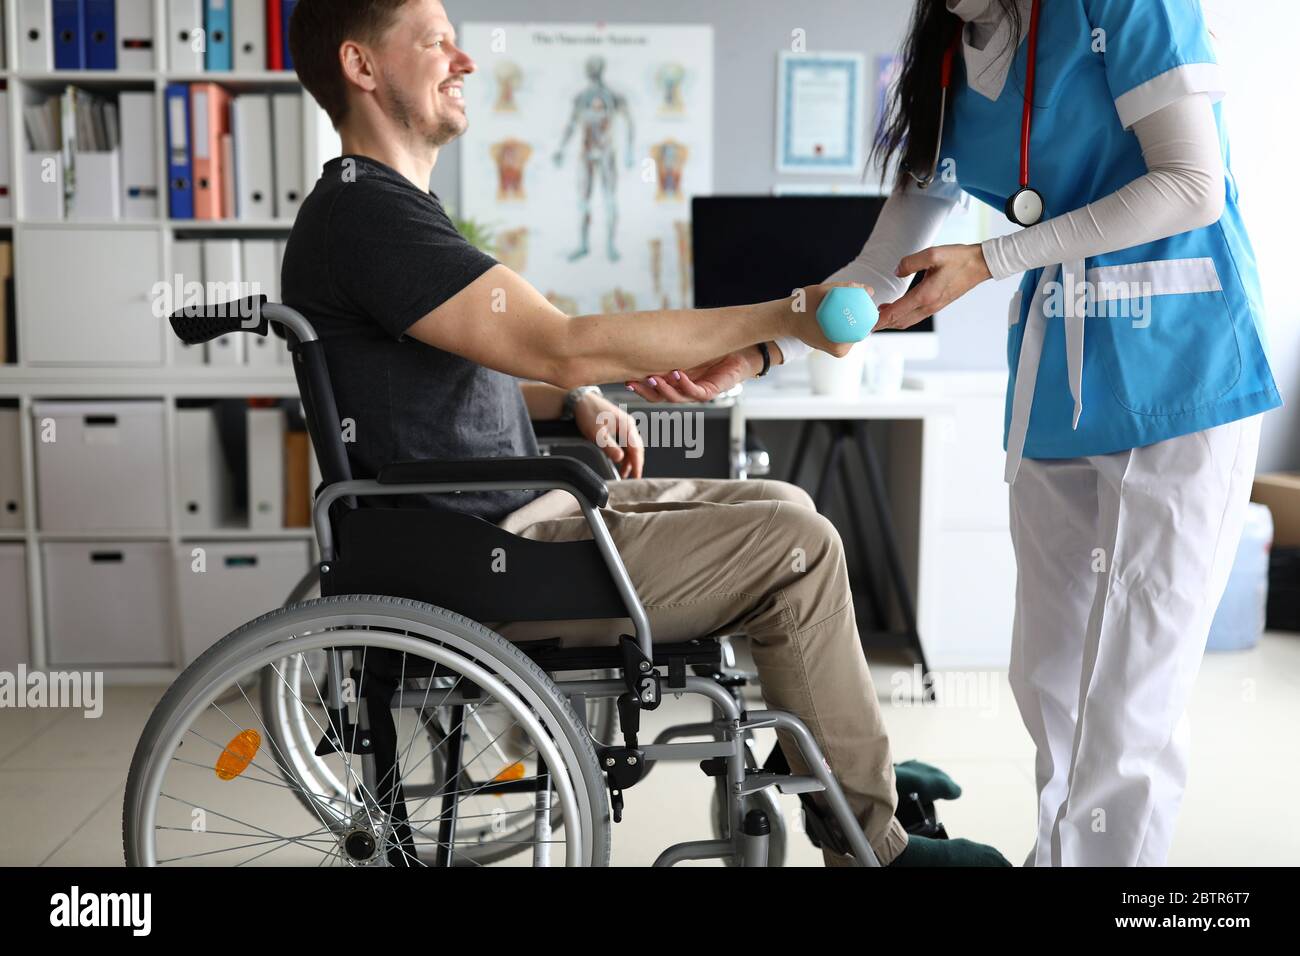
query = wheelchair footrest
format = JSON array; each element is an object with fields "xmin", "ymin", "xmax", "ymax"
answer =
[{"xmin": 739, "ymin": 771, "xmax": 826, "ymax": 797}]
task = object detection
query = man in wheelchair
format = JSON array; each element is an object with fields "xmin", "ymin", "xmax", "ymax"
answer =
[{"xmin": 278, "ymin": 0, "xmax": 1008, "ymax": 866}]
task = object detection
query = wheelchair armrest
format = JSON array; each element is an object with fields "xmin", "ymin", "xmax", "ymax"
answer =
[{"xmin": 377, "ymin": 455, "xmax": 609, "ymax": 508}]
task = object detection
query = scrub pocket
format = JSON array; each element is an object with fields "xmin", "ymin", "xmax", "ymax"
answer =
[{"xmin": 1090, "ymin": 257, "xmax": 1242, "ymax": 417}]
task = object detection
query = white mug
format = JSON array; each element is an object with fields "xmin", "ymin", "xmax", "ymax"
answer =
[{"xmin": 808, "ymin": 344, "xmax": 867, "ymax": 398}]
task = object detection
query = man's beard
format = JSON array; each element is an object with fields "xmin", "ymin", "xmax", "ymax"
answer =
[{"xmin": 384, "ymin": 71, "xmax": 463, "ymax": 148}]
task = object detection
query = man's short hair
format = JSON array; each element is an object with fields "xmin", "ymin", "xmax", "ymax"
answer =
[{"xmin": 289, "ymin": 0, "xmax": 411, "ymax": 128}]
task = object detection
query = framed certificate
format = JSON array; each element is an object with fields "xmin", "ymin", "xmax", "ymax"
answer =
[{"xmin": 776, "ymin": 51, "xmax": 868, "ymax": 175}]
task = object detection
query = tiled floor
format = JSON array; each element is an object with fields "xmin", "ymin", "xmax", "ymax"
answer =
[{"xmin": 3, "ymin": 634, "xmax": 1297, "ymax": 866}]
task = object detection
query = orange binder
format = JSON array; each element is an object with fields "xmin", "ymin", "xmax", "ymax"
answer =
[{"xmin": 190, "ymin": 83, "xmax": 231, "ymax": 221}]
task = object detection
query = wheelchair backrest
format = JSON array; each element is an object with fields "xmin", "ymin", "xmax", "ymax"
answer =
[{"xmin": 167, "ymin": 295, "xmax": 353, "ymax": 492}]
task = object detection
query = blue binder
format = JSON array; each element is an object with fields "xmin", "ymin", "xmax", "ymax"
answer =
[
  {"xmin": 84, "ymin": 0, "xmax": 117, "ymax": 70},
  {"xmin": 165, "ymin": 84, "xmax": 195, "ymax": 219},
  {"xmin": 205, "ymin": 0, "xmax": 232, "ymax": 72},
  {"xmin": 53, "ymin": 0, "xmax": 87, "ymax": 70},
  {"xmin": 281, "ymin": 1, "xmax": 298, "ymax": 69}
]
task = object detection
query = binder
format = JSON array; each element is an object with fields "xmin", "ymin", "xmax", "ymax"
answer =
[
  {"xmin": 18, "ymin": 0, "xmax": 55, "ymax": 71},
  {"xmin": 172, "ymin": 240, "xmax": 205, "ymax": 366},
  {"xmin": 53, "ymin": 0, "xmax": 86, "ymax": 70},
  {"xmin": 266, "ymin": 0, "xmax": 284, "ymax": 70},
  {"xmin": 0, "ymin": 244, "xmax": 13, "ymax": 365},
  {"xmin": 119, "ymin": 91, "xmax": 158, "ymax": 219},
  {"xmin": 247, "ymin": 406, "xmax": 286, "ymax": 530},
  {"xmin": 164, "ymin": 83, "xmax": 193, "ymax": 219},
  {"xmin": 219, "ymin": 132, "xmax": 235, "ymax": 218},
  {"xmin": 84, "ymin": 0, "xmax": 116, "ymax": 70},
  {"xmin": 116, "ymin": 0, "xmax": 154, "ymax": 70},
  {"xmin": 0, "ymin": 408, "xmax": 24, "ymax": 529},
  {"xmin": 0, "ymin": 86, "xmax": 11, "ymax": 221},
  {"xmin": 201, "ymin": 239, "xmax": 244, "ymax": 365},
  {"xmin": 241, "ymin": 239, "xmax": 280, "ymax": 366},
  {"xmin": 280, "ymin": 1, "xmax": 297, "ymax": 69},
  {"xmin": 70, "ymin": 149, "xmax": 121, "ymax": 220},
  {"xmin": 176, "ymin": 407, "xmax": 235, "ymax": 530},
  {"xmin": 270, "ymin": 91, "xmax": 302, "ymax": 218},
  {"xmin": 190, "ymin": 82, "xmax": 231, "ymax": 220},
  {"xmin": 284, "ymin": 429, "xmax": 310, "ymax": 527},
  {"xmin": 232, "ymin": 0, "xmax": 266, "ymax": 72},
  {"xmin": 167, "ymin": 0, "xmax": 203, "ymax": 72},
  {"xmin": 204, "ymin": 0, "xmax": 231, "ymax": 71},
  {"xmin": 22, "ymin": 152, "xmax": 64, "ymax": 219},
  {"xmin": 231, "ymin": 93, "xmax": 273, "ymax": 220}
]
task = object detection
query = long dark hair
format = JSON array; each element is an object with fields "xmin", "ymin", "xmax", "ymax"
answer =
[{"xmin": 870, "ymin": 0, "xmax": 1024, "ymax": 191}]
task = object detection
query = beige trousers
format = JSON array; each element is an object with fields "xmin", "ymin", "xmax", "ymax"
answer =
[{"xmin": 496, "ymin": 477, "xmax": 908, "ymax": 865}]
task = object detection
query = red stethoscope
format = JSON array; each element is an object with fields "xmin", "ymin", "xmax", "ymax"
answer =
[{"xmin": 908, "ymin": 0, "xmax": 1045, "ymax": 226}]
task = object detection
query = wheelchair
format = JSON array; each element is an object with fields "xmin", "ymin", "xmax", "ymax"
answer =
[{"xmin": 122, "ymin": 297, "xmax": 887, "ymax": 867}]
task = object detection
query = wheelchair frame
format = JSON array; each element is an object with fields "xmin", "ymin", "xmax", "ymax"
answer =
[{"xmin": 161, "ymin": 296, "xmax": 880, "ymax": 867}]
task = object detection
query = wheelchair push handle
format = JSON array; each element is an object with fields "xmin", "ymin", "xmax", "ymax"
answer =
[
  {"xmin": 815, "ymin": 287, "xmax": 878, "ymax": 344},
  {"xmin": 169, "ymin": 293, "xmax": 270, "ymax": 345}
]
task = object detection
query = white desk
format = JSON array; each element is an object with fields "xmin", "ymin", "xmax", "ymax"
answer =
[{"xmin": 735, "ymin": 370, "xmax": 1016, "ymax": 671}]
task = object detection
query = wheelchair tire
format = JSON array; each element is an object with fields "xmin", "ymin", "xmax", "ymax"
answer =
[{"xmin": 124, "ymin": 595, "xmax": 611, "ymax": 866}]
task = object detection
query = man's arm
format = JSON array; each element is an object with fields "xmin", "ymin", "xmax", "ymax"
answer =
[
  {"xmin": 519, "ymin": 381, "xmax": 566, "ymax": 420},
  {"xmin": 403, "ymin": 264, "xmax": 848, "ymax": 390}
]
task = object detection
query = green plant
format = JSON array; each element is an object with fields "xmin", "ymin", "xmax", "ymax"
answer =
[{"xmin": 450, "ymin": 214, "xmax": 498, "ymax": 255}]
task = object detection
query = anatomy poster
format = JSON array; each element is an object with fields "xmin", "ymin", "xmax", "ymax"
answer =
[{"xmin": 460, "ymin": 23, "xmax": 714, "ymax": 314}]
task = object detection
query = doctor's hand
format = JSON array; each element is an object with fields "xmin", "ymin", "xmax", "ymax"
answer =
[
  {"xmin": 876, "ymin": 243, "xmax": 991, "ymax": 331},
  {"xmin": 574, "ymin": 389, "xmax": 645, "ymax": 479}
]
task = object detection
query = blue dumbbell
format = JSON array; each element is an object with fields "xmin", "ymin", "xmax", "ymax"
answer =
[{"xmin": 816, "ymin": 287, "xmax": 878, "ymax": 344}]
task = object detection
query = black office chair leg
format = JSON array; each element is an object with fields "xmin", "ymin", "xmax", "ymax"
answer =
[
  {"xmin": 813, "ymin": 428, "xmax": 845, "ymax": 511},
  {"xmin": 837, "ymin": 444, "xmax": 890, "ymax": 634},
  {"xmin": 787, "ymin": 420, "xmax": 816, "ymax": 485},
  {"xmin": 850, "ymin": 421, "xmax": 930, "ymax": 677}
]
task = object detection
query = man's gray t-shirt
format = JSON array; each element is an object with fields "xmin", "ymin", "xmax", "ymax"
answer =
[{"xmin": 280, "ymin": 155, "xmax": 541, "ymax": 523}]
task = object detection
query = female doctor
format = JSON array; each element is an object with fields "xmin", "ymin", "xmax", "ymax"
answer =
[{"xmin": 629, "ymin": 0, "xmax": 1282, "ymax": 866}]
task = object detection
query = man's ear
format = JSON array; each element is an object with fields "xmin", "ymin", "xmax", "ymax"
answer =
[{"xmin": 340, "ymin": 40, "xmax": 379, "ymax": 94}]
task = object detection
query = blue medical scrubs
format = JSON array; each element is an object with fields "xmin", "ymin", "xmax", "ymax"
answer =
[{"xmin": 942, "ymin": 0, "xmax": 1281, "ymax": 471}]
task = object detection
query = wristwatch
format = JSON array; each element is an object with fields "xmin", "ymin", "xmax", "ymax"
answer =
[
  {"xmin": 561, "ymin": 385, "xmax": 603, "ymax": 420},
  {"xmin": 756, "ymin": 342, "xmax": 772, "ymax": 378}
]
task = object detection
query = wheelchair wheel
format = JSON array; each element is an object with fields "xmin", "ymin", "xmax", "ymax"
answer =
[
  {"xmin": 261, "ymin": 654, "xmax": 617, "ymax": 866},
  {"xmin": 124, "ymin": 595, "xmax": 610, "ymax": 866}
]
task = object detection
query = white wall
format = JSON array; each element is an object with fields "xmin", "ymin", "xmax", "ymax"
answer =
[{"xmin": 1202, "ymin": 0, "xmax": 1300, "ymax": 471}]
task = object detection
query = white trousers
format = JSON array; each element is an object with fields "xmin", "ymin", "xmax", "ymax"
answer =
[{"xmin": 1009, "ymin": 415, "xmax": 1262, "ymax": 866}]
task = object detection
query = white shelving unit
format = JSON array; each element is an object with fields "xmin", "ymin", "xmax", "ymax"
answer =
[{"xmin": 0, "ymin": 1, "xmax": 340, "ymax": 681}]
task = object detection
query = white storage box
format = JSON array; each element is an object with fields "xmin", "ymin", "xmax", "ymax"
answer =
[
  {"xmin": 33, "ymin": 401, "xmax": 168, "ymax": 532},
  {"xmin": 0, "ymin": 407, "xmax": 24, "ymax": 530},
  {"xmin": 0, "ymin": 546, "xmax": 30, "ymax": 671},
  {"xmin": 176, "ymin": 541, "xmax": 311, "ymax": 663},
  {"xmin": 43, "ymin": 541, "xmax": 173, "ymax": 666},
  {"xmin": 18, "ymin": 226, "xmax": 163, "ymax": 365}
]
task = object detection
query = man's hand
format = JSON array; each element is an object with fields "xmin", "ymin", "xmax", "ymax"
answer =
[
  {"xmin": 876, "ymin": 243, "xmax": 991, "ymax": 331},
  {"xmin": 574, "ymin": 390, "xmax": 645, "ymax": 479},
  {"xmin": 624, "ymin": 349, "xmax": 760, "ymax": 404}
]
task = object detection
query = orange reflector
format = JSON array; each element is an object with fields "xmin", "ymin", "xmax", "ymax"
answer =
[
  {"xmin": 492, "ymin": 761, "xmax": 526, "ymax": 783},
  {"xmin": 215, "ymin": 729, "xmax": 261, "ymax": 780}
]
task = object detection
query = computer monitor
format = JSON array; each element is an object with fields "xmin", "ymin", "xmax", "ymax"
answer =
[{"xmin": 691, "ymin": 196, "xmax": 937, "ymax": 359}]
